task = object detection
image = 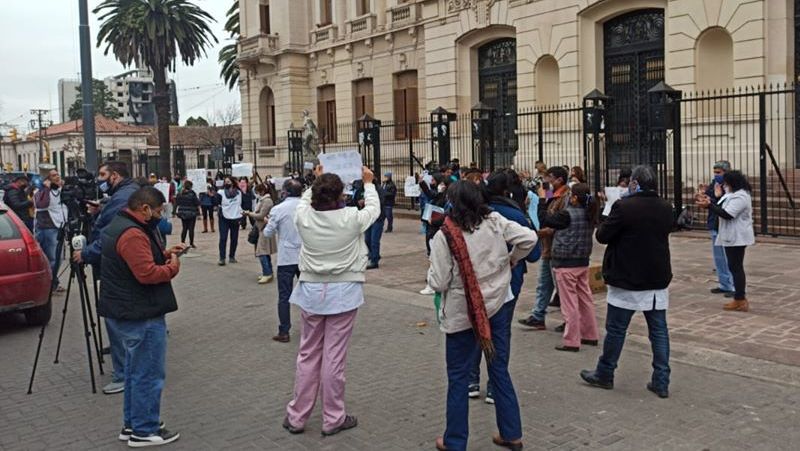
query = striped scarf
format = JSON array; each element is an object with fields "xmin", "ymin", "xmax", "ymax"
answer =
[{"xmin": 440, "ymin": 216, "xmax": 495, "ymax": 361}]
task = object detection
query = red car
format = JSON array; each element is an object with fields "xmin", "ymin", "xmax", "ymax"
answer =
[{"xmin": 0, "ymin": 201, "xmax": 52, "ymax": 325}]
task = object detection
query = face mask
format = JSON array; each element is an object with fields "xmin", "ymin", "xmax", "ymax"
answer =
[
  {"xmin": 724, "ymin": 185, "xmax": 732, "ymax": 194},
  {"xmin": 568, "ymin": 181, "xmax": 577, "ymax": 188},
  {"xmin": 99, "ymin": 181, "xmax": 110, "ymax": 193},
  {"xmin": 713, "ymin": 174, "xmax": 724, "ymax": 184},
  {"xmin": 438, "ymin": 184, "xmax": 446, "ymax": 193}
]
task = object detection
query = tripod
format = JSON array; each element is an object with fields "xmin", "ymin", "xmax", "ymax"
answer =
[{"xmin": 27, "ymin": 226, "xmax": 105, "ymax": 394}]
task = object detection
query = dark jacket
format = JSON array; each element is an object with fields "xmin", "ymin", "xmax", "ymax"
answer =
[
  {"xmin": 489, "ymin": 196, "xmax": 531, "ymax": 298},
  {"xmin": 33, "ymin": 185, "xmax": 66, "ymax": 229},
  {"xmin": 705, "ymin": 182, "xmax": 721, "ymax": 231},
  {"xmin": 98, "ymin": 210, "xmax": 177, "ymax": 320},
  {"xmin": 543, "ymin": 206, "xmax": 593, "ymax": 268},
  {"xmin": 382, "ymin": 180, "xmax": 398, "ymax": 207},
  {"xmin": 596, "ymin": 191, "xmax": 673, "ymax": 291},
  {"xmin": 81, "ymin": 178, "xmax": 140, "ymax": 266},
  {"xmin": 3, "ymin": 182, "xmax": 33, "ymax": 223},
  {"xmin": 175, "ymin": 189, "xmax": 200, "ymax": 218},
  {"xmin": 241, "ymin": 188, "xmax": 254, "ymax": 211},
  {"xmin": 199, "ymin": 188, "xmax": 215, "ymax": 207}
]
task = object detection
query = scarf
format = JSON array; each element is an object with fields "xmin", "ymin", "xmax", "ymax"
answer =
[{"xmin": 440, "ymin": 216, "xmax": 495, "ymax": 361}]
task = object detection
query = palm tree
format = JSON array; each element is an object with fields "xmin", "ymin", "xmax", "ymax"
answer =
[
  {"xmin": 219, "ymin": 1, "xmax": 239, "ymax": 90},
  {"xmin": 95, "ymin": 0, "xmax": 217, "ymax": 177}
]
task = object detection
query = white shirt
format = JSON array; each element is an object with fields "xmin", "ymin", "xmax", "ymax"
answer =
[
  {"xmin": 607, "ymin": 285, "xmax": 669, "ymax": 311},
  {"xmin": 290, "ymin": 281, "xmax": 363, "ymax": 315},
  {"xmin": 218, "ymin": 189, "xmax": 243, "ymax": 220},
  {"xmin": 47, "ymin": 189, "xmax": 67, "ymax": 228},
  {"xmin": 263, "ymin": 196, "xmax": 302, "ymax": 266}
]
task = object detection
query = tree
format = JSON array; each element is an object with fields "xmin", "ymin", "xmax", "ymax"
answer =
[
  {"xmin": 218, "ymin": 1, "xmax": 239, "ymax": 91},
  {"xmin": 95, "ymin": 0, "xmax": 217, "ymax": 178},
  {"xmin": 185, "ymin": 116, "xmax": 209, "ymax": 127},
  {"xmin": 68, "ymin": 79, "xmax": 120, "ymax": 121}
]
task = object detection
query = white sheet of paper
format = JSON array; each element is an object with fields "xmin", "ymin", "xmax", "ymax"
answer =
[
  {"xmin": 232, "ymin": 163, "xmax": 253, "ymax": 178},
  {"xmin": 602, "ymin": 187, "xmax": 625, "ymax": 216},
  {"xmin": 404, "ymin": 176, "xmax": 420, "ymax": 197},
  {"xmin": 187, "ymin": 169, "xmax": 207, "ymax": 191},
  {"xmin": 318, "ymin": 150, "xmax": 363, "ymax": 184},
  {"xmin": 270, "ymin": 177, "xmax": 291, "ymax": 191},
  {"xmin": 154, "ymin": 182, "xmax": 171, "ymax": 204}
]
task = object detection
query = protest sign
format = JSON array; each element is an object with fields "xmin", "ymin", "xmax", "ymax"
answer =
[
  {"xmin": 404, "ymin": 176, "xmax": 420, "ymax": 197},
  {"xmin": 232, "ymin": 163, "xmax": 254, "ymax": 178},
  {"xmin": 602, "ymin": 186, "xmax": 626, "ymax": 216},
  {"xmin": 270, "ymin": 177, "xmax": 291, "ymax": 191},
  {"xmin": 318, "ymin": 150, "xmax": 363, "ymax": 184},
  {"xmin": 186, "ymin": 169, "xmax": 207, "ymax": 190},
  {"xmin": 154, "ymin": 181, "xmax": 171, "ymax": 203}
]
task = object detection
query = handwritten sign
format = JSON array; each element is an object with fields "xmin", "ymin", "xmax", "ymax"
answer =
[
  {"xmin": 186, "ymin": 169, "xmax": 207, "ymax": 191},
  {"xmin": 232, "ymin": 163, "xmax": 254, "ymax": 178},
  {"xmin": 404, "ymin": 176, "xmax": 420, "ymax": 197},
  {"xmin": 602, "ymin": 186, "xmax": 626, "ymax": 216},
  {"xmin": 318, "ymin": 150, "xmax": 363, "ymax": 184},
  {"xmin": 154, "ymin": 181, "xmax": 171, "ymax": 204},
  {"xmin": 270, "ymin": 177, "xmax": 291, "ymax": 191}
]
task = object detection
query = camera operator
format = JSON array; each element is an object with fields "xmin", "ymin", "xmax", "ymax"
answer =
[
  {"xmin": 97, "ymin": 186, "xmax": 185, "ymax": 447},
  {"xmin": 34, "ymin": 168, "xmax": 68, "ymax": 292},
  {"xmin": 71, "ymin": 161, "xmax": 138, "ymax": 395},
  {"xmin": 3, "ymin": 175, "xmax": 34, "ymax": 231}
]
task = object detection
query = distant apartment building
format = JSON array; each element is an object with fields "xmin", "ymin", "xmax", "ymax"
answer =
[{"xmin": 57, "ymin": 79, "xmax": 81, "ymax": 123}]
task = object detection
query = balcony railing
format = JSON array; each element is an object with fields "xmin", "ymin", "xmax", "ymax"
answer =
[
  {"xmin": 389, "ymin": 3, "xmax": 418, "ymax": 27},
  {"xmin": 311, "ymin": 24, "xmax": 338, "ymax": 44},
  {"xmin": 236, "ymin": 34, "xmax": 279, "ymax": 67},
  {"xmin": 347, "ymin": 13, "xmax": 376, "ymax": 35}
]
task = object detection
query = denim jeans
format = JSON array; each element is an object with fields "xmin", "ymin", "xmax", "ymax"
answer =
[
  {"xmin": 218, "ymin": 217, "xmax": 240, "ymax": 260},
  {"xmin": 365, "ymin": 218, "xmax": 384, "ymax": 264},
  {"xmin": 445, "ymin": 300, "xmax": 521, "ymax": 450},
  {"xmin": 384, "ymin": 206, "xmax": 394, "ymax": 231},
  {"xmin": 595, "ymin": 304, "xmax": 671, "ymax": 391},
  {"xmin": 277, "ymin": 265, "xmax": 299, "ymax": 335},
  {"xmin": 105, "ymin": 318, "xmax": 126, "ymax": 383},
  {"xmin": 530, "ymin": 259, "xmax": 555, "ymax": 320},
  {"xmin": 105, "ymin": 316, "xmax": 167, "ymax": 435},
  {"xmin": 36, "ymin": 227, "xmax": 61, "ymax": 288},
  {"xmin": 259, "ymin": 255, "xmax": 273, "ymax": 276},
  {"xmin": 469, "ymin": 299, "xmax": 521, "ymax": 397},
  {"xmin": 710, "ymin": 230, "xmax": 734, "ymax": 292}
]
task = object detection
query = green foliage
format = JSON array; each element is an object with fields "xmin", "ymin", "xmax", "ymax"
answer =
[
  {"xmin": 185, "ymin": 116, "xmax": 209, "ymax": 127},
  {"xmin": 68, "ymin": 79, "xmax": 121, "ymax": 121},
  {"xmin": 218, "ymin": 1, "xmax": 240, "ymax": 91}
]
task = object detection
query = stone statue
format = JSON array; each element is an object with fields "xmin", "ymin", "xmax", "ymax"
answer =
[{"xmin": 301, "ymin": 110, "xmax": 320, "ymax": 161}]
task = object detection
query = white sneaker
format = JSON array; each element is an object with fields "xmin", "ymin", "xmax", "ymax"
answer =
[
  {"xmin": 258, "ymin": 275, "xmax": 273, "ymax": 284},
  {"xmin": 103, "ymin": 381, "xmax": 125, "ymax": 395},
  {"xmin": 419, "ymin": 286, "xmax": 435, "ymax": 295},
  {"xmin": 128, "ymin": 428, "xmax": 180, "ymax": 448}
]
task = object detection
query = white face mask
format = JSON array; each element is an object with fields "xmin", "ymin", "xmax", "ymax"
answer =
[{"xmin": 437, "ymin": 184, "xmax": 446, "ymax": 193}]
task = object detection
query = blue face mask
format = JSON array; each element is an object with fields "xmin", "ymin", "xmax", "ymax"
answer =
[
  {"xmin": 713, "ymin": 174, "xmax": 724, "ymax": 184},
  {"xmin": 98, "ymin": 180, "xmax": 110, "ymax": 193}
]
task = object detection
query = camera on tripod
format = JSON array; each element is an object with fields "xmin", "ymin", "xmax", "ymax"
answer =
[{"xmin": 61, "ymin": 168, "xmax": 98, "ymax": 235}]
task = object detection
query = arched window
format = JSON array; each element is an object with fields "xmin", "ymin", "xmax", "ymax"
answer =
[
  {"xmin": 259, "ymin": 87, "xmax": 276, "ymax": 146},
  {"xmin": 696, "ymin": 27, "xmax": 734, "ymax": 92},
  {"xmin": 535, "ymin": 55, "xmax": 560, "ymax": 107}
]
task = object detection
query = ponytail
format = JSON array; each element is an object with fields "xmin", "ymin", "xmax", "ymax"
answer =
[{"xmin": 571, "ymin": 183, "xmax": 599, "ymax": 227}]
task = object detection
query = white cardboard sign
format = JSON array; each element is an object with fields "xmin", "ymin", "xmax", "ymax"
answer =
[
  {"xmin": 231, "ymin": 163, "xmax": 254, "ymax": 178},
  {"xmin": 318, "ymin": 150, "xmax": 363, "ymax": 184}
]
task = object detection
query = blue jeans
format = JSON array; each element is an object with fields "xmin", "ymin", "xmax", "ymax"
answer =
[
  {"xmin": 105, "ymin": 316, "xmax": 167, "ymax": 435},
  {"xmin": 595, "ymin": 304, "xmax": 671, "ymax": 391},
  {"xmin": 710, "ymin": 230, "xmax": 734, "ymax": 292},
  {"xmin": 445, "ymin": 300, "xmax": 521, "ymax": 450},
  {"xmin": 105, "ymin": 318, "xmax": 126, "ymax": 383},
  {"xmin": 365, "ymin": 219, "xmax": 384, "ymax": 264},
  {"xmin": 530, "ymin": 259, "xmax": 555, "ymax": 320},
  {"xmin": 259, "ymin": 255, "xmax": 273, "ymax": 276},
  {"xmin": 36, "ymin": 227, "xmax": 61, "ymax": 289},
  {"xmin": 277, "ymin": 265, "xmax": 299, "ymax": 335},
  {"xmin": 218, "ymin": 217, "xmax": 240, "ymax": 260},
  {"xmin": 469, "ymin": 299, "xmax": 521, "ymax": 396},
  {"xmin": 384, "ymin": 206, "xmax": 394, "ymax": 230}
]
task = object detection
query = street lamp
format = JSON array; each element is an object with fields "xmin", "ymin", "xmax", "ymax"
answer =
[
  {"xmin": 583, "ymin": 89, "xmax": 610, "ymax": 194},
  {"xmin": 357, "ymin": 113, "xmax": 382, "ymax": 176},
  {"xmin": 471, "ymin": 101, "xmax": 495, "ymax": 171},
  {"xmin": 430, "ymin": 106, "xmax": 456, "ymax": 170}
]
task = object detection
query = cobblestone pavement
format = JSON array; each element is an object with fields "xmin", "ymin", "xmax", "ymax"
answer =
[{"xmin": 1, "ymin": 217, "xmax": 800, "ymax": 450}]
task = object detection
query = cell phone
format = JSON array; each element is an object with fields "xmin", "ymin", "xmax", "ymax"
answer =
[{"xmin": 176, "ymin": 247, "xmax": 190, "ymax": 257}]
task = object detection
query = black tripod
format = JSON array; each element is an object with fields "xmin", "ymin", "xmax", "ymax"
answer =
[{"xmin": 27, "ymin": 225, "xmax": 105, "ymax": 394}]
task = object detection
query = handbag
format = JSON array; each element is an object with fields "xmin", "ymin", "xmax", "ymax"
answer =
[{"xmin": 247, "ymin": 225, "xmax": 260, "ymax": 245}]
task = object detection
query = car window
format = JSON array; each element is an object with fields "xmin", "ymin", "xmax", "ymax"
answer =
[{"xmin": 0, "ymin": 213, "xmax": 21, "ymax": 240}]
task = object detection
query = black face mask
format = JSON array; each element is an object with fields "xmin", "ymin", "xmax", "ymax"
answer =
[{"xmin": 147, "ymin": 217, "xmax": 161, "ymax": 228}]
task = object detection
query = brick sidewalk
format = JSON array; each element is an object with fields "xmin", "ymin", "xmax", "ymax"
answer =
[{"xmin": 1, "ymin": 217, "xmax": 799, "ymax": 450}]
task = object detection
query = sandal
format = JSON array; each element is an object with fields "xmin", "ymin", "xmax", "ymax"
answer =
[
  {"xmin": 493, "ymin": 433, "xmax": 523, "ymax": 450},
  {"xmin": 321, "ymin": 415, "xmax": 358, "ymax": 436}
]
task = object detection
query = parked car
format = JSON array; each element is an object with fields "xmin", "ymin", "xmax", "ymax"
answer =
[{"xmin": 0, "ymin": 201, "xmax": 52, "ymax": 325}]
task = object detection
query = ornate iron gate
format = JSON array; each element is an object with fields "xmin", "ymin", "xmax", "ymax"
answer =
[
  {"xmin": 479, "ymin": 38, "xmax": 518, "ymax": 169},
  {"xmin": 603, "ymin": 9, "xmax": 665, "ymax": 168}
]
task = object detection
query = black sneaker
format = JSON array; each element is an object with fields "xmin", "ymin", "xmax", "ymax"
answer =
[
  {"xmin": 554, "ymin": 322, "xmax": 566, "ymax": 333},
  {"xmin": 228, "ymin": 258, "xmax": 238, "ymax": 264},
  {"xmin": 217, "ymin": 260, "xmax": 226, "ymax": 266},
  {"xmin": 119, "ymin": 422, "xmax": 165, "ymax": 441},
  {"xmin": 468, "ymin": 384, "xmax": 480, "ymax": 398},
  {"xmin": 647, "ymin": 382, "xmax": 669, "ymax": 399},
  {"xmin": 518, "ymin": 316, "xmax": 546, "ymax": 330},
  {"xmin": 366, "ymin": 261, "xmax": 379, "ymax": 270},
  {"xmin": 710, "ymin": 288, "xmax": 734, "ymax": 295},
  {"xmin": 321, "ymin": 415, "xmax": 358, "ymax": 436},
  {"xmin": 128, "ymin": 428, "xmax": 179, "ymax": 447},
  {"xmin": 580, "ymin": 369, "xmax": 614, "ymax": 390}
]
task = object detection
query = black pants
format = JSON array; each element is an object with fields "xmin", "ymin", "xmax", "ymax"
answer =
[
  {"xmin": 201, "ymin": 205, "xmax": 214, "ymax": 221},
  {"xmin": 724, "ymin": 246, "xmax": 747, "ymax": 300},
  {"xmin": 180, "ymin": 217, "xmax": 196, "ymax": 245},
  {"xmin": 218, "ymin": 217, "xmax": 240, "ymax": 260}
]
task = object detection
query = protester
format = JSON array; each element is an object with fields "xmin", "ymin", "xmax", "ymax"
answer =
[
  {"xmin": 3, "ymin": 175, "xmax": 34, "ymax": 230},
  {"xmin": 580, "ymin": 165, "xmax": 674, "ymax": 399},
  {"xmin": 428, "ymin": 180, "xmax": 537, "ymax": 451},
  {"xmin": 533, "ymin": 161, "xmax": 547, "ymax": 187},
  {"xmin": 216, "ymin": 176, "xmax": 243, "ymax": 266},
  {"xmin": 282, "ymin": 166, "xmax": 380, "ymax": 436},
  {"xmin": 239, "ymin": 177, "xmax": 254, "ymax": 230},
  {"xmin": 468, "ymin": 171, "xmax": 537, "ymax": 404},
  {"xmin": 97, "ymin": 186, "xmax": 185, "ymax": 446},
  {"xmin": 34, "ymin": 168, "xmax": 68, "ymax": 291},
  {"xmin": 168, "ymin": 176, "xmax": 178, "ymax": 218},
  {"xmin": 263, "ymin": 179, "xmax": 303, "ymax": 342},
  {"xmin": 700, "ymin": 161, "xmax": 735, "ymax": 297},
  {"xmin": 382, "ymin": 171, "xmax": 397, "ymax": 233},
  {"xmin": 541, "ymin": 183, "xmax": 599, "ymax": 352},
  {"xmin": 598, "ymin": 170, "xmax": 631, "ymax": 221},
  {"xmin": 245, "ymin": 183, "xmax": 277, "ymax": 284},
  {"xmin": 696, "ymin": 170, "xmax": 754, "ymax": 312},
  {"xmin": 519, "ymin": 166, "xmax": 571, "ymax": 329},
  {"xmin": 503, "ymin": 169, "xmax": 527, "ymax": 211},
  {"xmin": 349, "ymin": 177, "xmax": 386, "ymax": 269},
  {"xmin": 419, "ymin": 172, "xmax": 449, "ymax": 295},
  {"xmin": 569, "ymin": 166, "xmax": 586, "ymax": 186},
  {"xmin": 72, "ymin": 161, "xmax": 139, "ymax": 395},
  {"xmin": 199, "ymin": 181, "xmax": 217, "ymax": 233},
  {"xmin": 175, "ymin": 180, "xmax": 200, "ymax": 248}
]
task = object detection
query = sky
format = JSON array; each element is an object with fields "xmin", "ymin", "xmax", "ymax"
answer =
[{"xmin": 0, "ymin": 0, "xmax": 240, "ymax": 132}]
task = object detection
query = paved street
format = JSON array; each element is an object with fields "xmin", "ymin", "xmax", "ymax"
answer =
[{"xmin": 2, "ymin": 216, "xmax": 800, "ymax": 450}]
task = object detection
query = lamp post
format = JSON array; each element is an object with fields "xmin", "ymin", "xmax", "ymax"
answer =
[
  {"xmin": 287, "ymin": 128, "xmax": 303, "ymax": 175},
  {"xmin": 430, "ymin": 106, "xmax": 456, "ymax": 172},
  {"xmin": 583, "ymin": 89, "xmax": 610, "ymax": 195},
  {"xmin": 471, "ymin": 102, "xmax": 496, "ymax": 171},
  {"xmin": 358, "ymin": 114, "xmax": 382, "ymax": 177},
  {"xmin": 648, "ymin": 81, "xmax": 683, "ymax": 213}
]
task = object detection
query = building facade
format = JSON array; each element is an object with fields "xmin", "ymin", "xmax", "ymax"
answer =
[{"xmin": 237, "ymin": 0, "xmax": 798, "ymax": 174}]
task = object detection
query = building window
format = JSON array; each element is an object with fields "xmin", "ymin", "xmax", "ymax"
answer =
[
  {"xmin": 696, "ymin": 27, "xmax": 733, "ymax": 116},
  {"xmin": 320, "ymin": 0, "xmax": 332, "ymax": 26},
  {"xmin": 117, "ymin": 102, "xmax": 124, "ymax": 107},
  {"xmin": 356, "ymin": 0, "xmax": 370, "ymax": 16},
  {"xmin": 353, "ymin": 78, "xmax": 374, "ymax": 123},
  {"xmin": 317, "ymin": 85, "xmax": 337, "ymax": 143},
  {"xmin": 142, "ymin": 94, "xmax": 150, "ymax": 102},
  {"xmin": 393, "ymin": 71, "xmax": 419, "ymax": 139},
  {"xmin": 535, "ymin": 55, "xmax": 560, "ymax": 107},
  {"xmin": 117, "ymin": 92, "xmax": 123, "ymax": 97},
  {"xmin": 259, "ymin": 2, "xmax": 271, "ymax": 34},
  {"xmin": 260, "ymin": 87, "xmax": 276, "ymax": 146}
]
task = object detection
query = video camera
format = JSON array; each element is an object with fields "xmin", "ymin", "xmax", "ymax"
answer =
[{"xmin": 61, "ymin": 168, "xmax": 98, "ymax": 231}]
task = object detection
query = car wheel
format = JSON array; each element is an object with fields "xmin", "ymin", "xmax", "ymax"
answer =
[{"xmin": 24, "ymin": 300, "xmax": 52, "ymax": 326}]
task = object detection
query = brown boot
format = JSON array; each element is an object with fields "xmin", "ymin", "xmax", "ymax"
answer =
[
  {"xmin": 202, "ymin": 218, "xmax": 208, "ymax": 233},
  {"xmin": 723, "ymin": 298, "xmax": 749, "ymax": 312}
]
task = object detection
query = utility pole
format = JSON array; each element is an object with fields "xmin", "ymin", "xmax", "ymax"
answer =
[
  {"xmin": 30, "ymin": 109, "xmax": 52, "ymax": 167},
  {"xmin": 79, "ymin": 0, "xmax": 98, "ymax": 172}
]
